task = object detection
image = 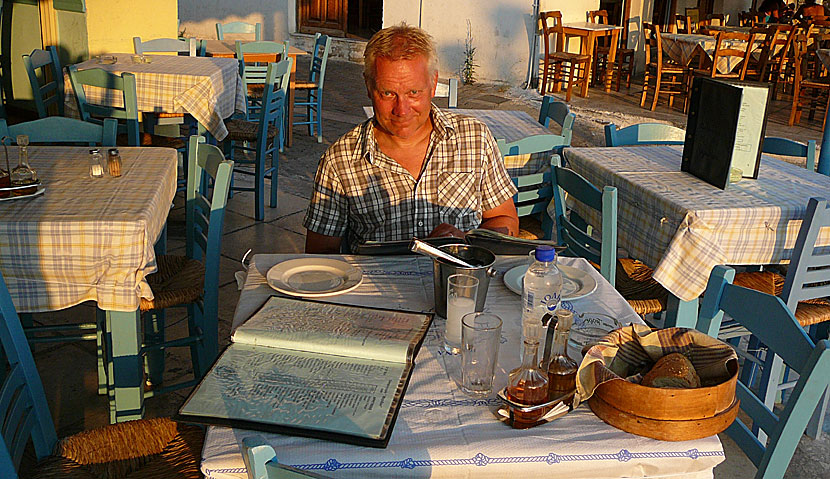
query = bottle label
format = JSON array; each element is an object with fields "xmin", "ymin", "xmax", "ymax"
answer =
[{"xmin": 541, "ymin": 293, "xmax": 561, "ymax": 313}]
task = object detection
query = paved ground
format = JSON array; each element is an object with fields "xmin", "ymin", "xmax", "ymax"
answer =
[{"xmin": 21, "ymin": 57, "xmax": 830, "ymax": 477}]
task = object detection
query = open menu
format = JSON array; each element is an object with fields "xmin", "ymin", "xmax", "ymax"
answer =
[{"xmin": 177, "ymin": 296, "xmax": 432, "ymax": 448}]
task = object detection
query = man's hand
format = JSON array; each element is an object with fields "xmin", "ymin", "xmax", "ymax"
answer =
[{"xmin": 427, "ymin": 222, "xmax": 467, "ymax": 239}]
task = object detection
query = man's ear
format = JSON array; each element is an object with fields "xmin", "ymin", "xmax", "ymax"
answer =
[{"xmin": 430, "ymin": 71, "xmax": 439, "ymax": 97}]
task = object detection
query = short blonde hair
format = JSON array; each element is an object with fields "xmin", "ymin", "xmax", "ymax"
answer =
[{"xmin": 363, "ymin": 23, "xmax": 438, "ymax": 88}]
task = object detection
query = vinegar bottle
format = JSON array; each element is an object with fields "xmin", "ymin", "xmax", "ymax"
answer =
[
  {"xmin": 506, "ymin": 318, "xmax": 549, "ymax": 428},
  {"xmin": 546, "ymin": 309, "xmax": 578, "ymax": 405}
]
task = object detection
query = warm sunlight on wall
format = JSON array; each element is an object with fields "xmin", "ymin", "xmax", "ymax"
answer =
[{"xmin": 85, "ymin": 0, "xmax": 178, "ymax": 55}]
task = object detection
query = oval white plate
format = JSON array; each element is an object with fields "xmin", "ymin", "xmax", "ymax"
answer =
[
  {"xmin": 503, "ymin": 263, "xmax": 598, "ymax": 301},
  {"xmin": 266, "ymin": 258, "xmax": 363, "ymax": 298},
  {"xmin": 0, "ymin": 185, "xmax": 45, "ymax": 202}
]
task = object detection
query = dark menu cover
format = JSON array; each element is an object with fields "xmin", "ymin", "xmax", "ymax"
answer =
[{"xmin": 682, "ymin": 77, "xmax": 770, "ymax": 189}]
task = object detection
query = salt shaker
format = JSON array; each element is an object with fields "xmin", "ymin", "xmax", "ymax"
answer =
[
  {"xmin": 107, "ymin": 148, "xmax": 122, "ymax": 177},
  {"xmin": 89, "ymin": 149, "xmax": 104, "ymax": 178}
]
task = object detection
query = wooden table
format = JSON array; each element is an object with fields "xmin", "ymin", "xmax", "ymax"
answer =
[
  {"xmin": 204, "ymin": 40, "xmax": 308, "ymax": 147},
  {"xmin": 564, "ymin": 145, "xmax": 830, "ymax": 327},
  {"xmin": 560, "ymin": 22, "xmax": 623, "ymax": 97},
  {"xmin": 0, "ymin": 146, "xmax": 178, "ymax": 422},
  {"xmin": 199, "ymin": 254, "xmax": 725, "ymax": 479}
]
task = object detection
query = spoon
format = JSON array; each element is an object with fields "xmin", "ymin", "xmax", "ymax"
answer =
[{"xmin": 409, "ymin": 239, "xmax": 477, "ymax": 269}]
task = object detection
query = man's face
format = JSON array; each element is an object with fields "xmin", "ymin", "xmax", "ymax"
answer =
[{"xmin": 368, "ymin": 55, "xmax": 438, "ymax": 140}]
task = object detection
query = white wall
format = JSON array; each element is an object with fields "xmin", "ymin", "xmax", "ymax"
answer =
[
  {"xmin": 178, "ymin": 0, "xmax": 290, "ymax": 42},
  {"xmin": 384, "ymin": 0, "xmax": 600, "ymax": 85}
]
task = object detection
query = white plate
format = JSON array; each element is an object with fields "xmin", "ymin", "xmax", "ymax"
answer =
[
  {"xmin": 266, "ymin": 258, "xmax": 363, "ymax": 298},
  {"xmin": 0, "ymin": 185, "xmax": 45, "ymax": 202},
  {"xmin": 503, "ymin": 263, "xmax": 598, "ymax": 301}
]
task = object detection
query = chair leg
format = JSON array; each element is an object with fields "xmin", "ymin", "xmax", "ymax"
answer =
[
  {"xmin": 270, "ymin": 148, "xmax": 279, "ymax": 209},
  {"xmin": 186, "ymin": 303, "xmax": 204, "ymax": 379},
  {"xmin": 143, "ymin": 310, "xmax": 166, "ymax": 389},
  {"xmin": 96, "ymin": 307, "xmax": 108, "ymax": 395},
  {"xmin": 105, "ymin": 309, "xmax": 145, "ymax": 423},
  {"xmin": 565, "ymin": 63, "xmax": 576, "ymax": 102},
  {"xmin": 193, "ymin": 302, "xmax": 216, "ymax": 375},
  {"xmin": 640, "ymin": 67, "xmax": 650, "ymax": 107},
  {"xmin": 541, "ymin": 58, "xmax": 550, "ymax": 94},
  {"xmin": 806, "ymin": 386, "xmax": 829, "ymax": 438},
  {"xmin": 255, "ymin": 148, "xmax": 265, "ymax": 221},
  {"xmin": 553, "ymin": 62, "xmax": 563, "ymax": 93},
  {"xmin": 315, "ymin": 96, "xmax": 323, "ymax": 143},
  {"xmin": 651, "ymin": 74, "xmax": 662, "ymax": 111},
  {"xmin": 756, "ymin": 351, "xmax": 785, "ymax": 444}
]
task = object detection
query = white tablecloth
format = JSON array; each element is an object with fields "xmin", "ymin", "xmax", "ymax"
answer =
[{"xmin": 200, "ymin": 254, "xmax": 724, "ymax": 478}]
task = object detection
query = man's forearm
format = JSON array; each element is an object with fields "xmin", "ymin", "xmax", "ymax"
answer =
[{"xmin": 479, "ymin": 214, "xmax": 518, "ymax": 236}]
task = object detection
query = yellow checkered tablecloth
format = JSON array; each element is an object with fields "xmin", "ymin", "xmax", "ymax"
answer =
[
  {"xmin": 0, "ymin": 146, "xmax": 177, "ymax": 312},
  {"xmin": 64, "ymin": 53, "xmax": 246, "ymax": 141},
  {"xmin": 564, "ymin": 145, "xmax": 830, "ymax": 302},
  {"xmin": 661, "ymin": 33, "xmax": 760, "ymax": 74}
]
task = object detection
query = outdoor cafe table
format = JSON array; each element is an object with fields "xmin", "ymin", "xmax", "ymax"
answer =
[
  {"xmin": 560, "ymin": 22, "xmax": 624, "ymax": 96},
  {"xmin": 564, "ymin": 145, "xmax": 830, "ymax": 327},
  {"xmin": 660, "ymin": 33, "xmax": 759, "ymax": 74},
  {"xmin": 204, "ymin": 40, "xmax": 308, "ymax": 147},
  {"xmin": 0, "ymin": 146, "xmax": 177, "ymax": 421},
  {"xmin": 199, "ymin": 253, "xmax": 725, "ymax": 479},
  {"xmin": 64, "ymin": 53, "xmax": 246, "ymax": 141}
]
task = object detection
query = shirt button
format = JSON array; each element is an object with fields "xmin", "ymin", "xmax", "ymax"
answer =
[{"xmin": 417, "ymin": 221, "xmax": 424, "ymax": 227}]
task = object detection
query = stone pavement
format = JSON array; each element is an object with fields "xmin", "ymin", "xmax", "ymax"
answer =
[{"xmin": 22, "ymin": 56, "xmax": 829, "ymax": 478}]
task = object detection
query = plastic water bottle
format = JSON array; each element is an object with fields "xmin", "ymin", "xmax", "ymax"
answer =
[{"xmin": 522, "ymin": 246, "xmax": 563, "ymax": 325}]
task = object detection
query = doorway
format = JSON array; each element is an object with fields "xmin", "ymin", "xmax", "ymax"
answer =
[{"xmin": 298, "ymin": 0, "xmax": 382, "ymax": 39}]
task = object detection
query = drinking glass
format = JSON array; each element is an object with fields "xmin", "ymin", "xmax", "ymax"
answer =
[
  {"xmin": 461, "ymin": 312, "xmax": 502, "ymax": 397},
  {"xmin": 444, "ymin": 274, "xmax": 478, "ymax": 354}
]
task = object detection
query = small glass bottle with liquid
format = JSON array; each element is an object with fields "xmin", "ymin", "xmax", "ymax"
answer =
[
  {"xmin": 89, "ymin": 149, "xmax": 105, "ymax": 178},
  {"xmin": 11, "ymin": 135, "xmax": 37, "ymax": 188},
  {"xmin": 545, "ymin": 309, "xmax": 578, "ymax": 406},
  {"xmin": 107, "ymin": 148, "xmax": 122, "ymax": 177},
  {"xmin": 506, "ymin": 318, "xmax": 549, "ymax": 428}
]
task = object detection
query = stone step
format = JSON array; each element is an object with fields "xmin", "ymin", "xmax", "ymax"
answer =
[{"xmin": 289, "ymin": 33, "xmax": 366, "ymax": 63}]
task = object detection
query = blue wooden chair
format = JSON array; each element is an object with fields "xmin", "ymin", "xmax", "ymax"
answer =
[
  {"xmin": 551, "ymin": 166, "xmax": 618, "ymax": 284},
  {"xmin": 762, "ymin": 137, "xmax": 818, "ymax": 172},
  {"xmin": 537, "ymin": 96, "xmax": 575, "ymax": 165},
  {"xmin": 0, "ymin": 117, "xmax": 117, "ymax": 146},
  {"xmin": 293, "ymin": 33, "xmax": 331, "ymax": 143},
  {"xmin": 22, "ymin": 46, "xmax": 63, "ymax": 118},
  {"xmin": 139, "ymin": 135, "xmax": 233, "ymax": 393},
  {"xmin": 497, "ymin": 134, "xmax": 569, "ymax": 240},
  {"xmin": 0, "ymin": 268, "xmax": 205, "ymax": 478},
  {"xmin": 216, "ymin": 21, "xmax": 262, "ymax": 41},
  {"xmin": 223, "ymin": 59, "xmax": 291, "ymax": 221},
  {"xmin": 67, "ymin": 66, "xmax": 185, "ymax": 150},
  {"xmin": 604, "ymin": 122, "xmax": 686, "ymax": 146},
  {"xmin": 434, "ymin": 78, "xmax": 458, "ymax": 108},
  {"xmin": 235, "ymin": 40, "xmax": 287, "ymax": 121},
  {"xmin": 551, "ymin": 166, "xmax": 669, "ymax": 315},
  {"xmin": 133, "ymin": 36, "xmax": 196, "ymax": 56},
  {"xmin": 697, "ymin": 265, "xmax": 830, "ymax": 478},
  {"xmin": 730, "ymin": 197, "xmax": 830, "ymax": 440}
]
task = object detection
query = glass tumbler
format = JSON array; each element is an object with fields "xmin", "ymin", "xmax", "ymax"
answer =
[
  {"xmin": 461, "ymin": 312, "xmax": 502, "ymax": 397},
  {"xmin": 444, "ymin": 274, "xmax": 478, "ymax": 354}
]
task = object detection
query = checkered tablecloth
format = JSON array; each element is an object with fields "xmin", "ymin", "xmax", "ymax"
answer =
[
  {"xmin": 200, "ymin": 254, "xmax": 723, "ymax": 479},
  {"xmin": 817, "ymin": 49, "xmax": 830, "ymax": 70},
  {"xmin": 565, "ymin": 145, "xmax": 830, "ymax": 302},
  {"xmin": 0, "ymin": 146, "xmax": 177, "ymax": 312},
  {"xmin": 661, "ymin": 33, "xmax": 759, "ymax": 74},
  {"xmin": 64, "ymin": 53, "xmax": 246, "ymax": 141},
  {"xmin": 453, "ymin": 109, "xmax": 558, "ymax": 177}
]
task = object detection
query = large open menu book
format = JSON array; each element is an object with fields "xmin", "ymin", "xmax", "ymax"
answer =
[{"xmin": 177, "ymin": 296, "xmax": 433, "ymax": 448}]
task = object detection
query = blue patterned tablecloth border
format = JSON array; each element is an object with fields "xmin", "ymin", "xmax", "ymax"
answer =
[{"xmin": 205, "ymin": 448, "xmax": 724, "ymax": 477}]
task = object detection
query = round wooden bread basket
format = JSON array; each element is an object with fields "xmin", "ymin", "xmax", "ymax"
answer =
[{"xmin": 588, "ymin": 358, "xmax": 740, "ymax": 441}]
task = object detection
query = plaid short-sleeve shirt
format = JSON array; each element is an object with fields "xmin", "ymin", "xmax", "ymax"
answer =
[{"xmin": 303, "ymin": 106, "xmax": 518, "ymax": 252}]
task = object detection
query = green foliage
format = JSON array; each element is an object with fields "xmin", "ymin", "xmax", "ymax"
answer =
[{"xmin": 462, "ymin": 20, "xmax": 477, "ymax": 85}]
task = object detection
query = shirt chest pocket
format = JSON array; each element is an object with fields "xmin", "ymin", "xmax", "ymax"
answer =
[{"xmin": 437, "ymin": 171, "xmax": 481, "ymax": 230}]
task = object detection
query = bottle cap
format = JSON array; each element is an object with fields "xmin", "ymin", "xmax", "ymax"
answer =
[
  {"xmin": 108, "ymin": 148, "xmax": 119, "ymax": 155},
  {"xmin": 534, "ymin": 246, "xmax": 557, "ymax": 262},
  {"xmin": 89, "ymin": 148, "xmax": 100, "ymax": 154}
]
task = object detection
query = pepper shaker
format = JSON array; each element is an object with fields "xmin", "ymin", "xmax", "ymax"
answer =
[
  {"xmin": 89, "ymin": 149, "xmax": 104, "ymax": 178},
  {"xmin": 107, "ymin": 148, "xmax": 122, "ymax": 177}
]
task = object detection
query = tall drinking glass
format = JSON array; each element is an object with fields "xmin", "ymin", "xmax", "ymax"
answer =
[
  {"xmin": 461, "ymin": 312, "xmax": 502, "ymax": 397},
  {"xmin": 444, "ymin": 274, "xmax": 478, "ymax": 354}
]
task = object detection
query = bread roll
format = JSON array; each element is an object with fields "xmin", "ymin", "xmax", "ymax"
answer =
[{"xmin": 641, "ymin": 353, "xmax": 701, "ymax": 389}]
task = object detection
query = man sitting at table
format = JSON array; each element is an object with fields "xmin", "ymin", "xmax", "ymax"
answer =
[
  {"xmin": 795, "ymin": 0, "xmax": 829, "ymax": 19},
  {"xmin": 303, "ymin": 23, "xmax": 518, "ymax": 254}
]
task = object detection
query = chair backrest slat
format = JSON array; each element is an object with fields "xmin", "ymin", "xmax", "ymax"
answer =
[
  {"xmin": 216, "ymin": 21, "xmax": 262, "ymax": 41},
  {"xmin": 133, "ymin": 37, "xmax": 196, "ymax": 56},
  {"xmin": 0, "ymin": 271, "xmax": 58, "ymax": 473},
  {"xmin": 781, "ymin": 198, "xmax": 830, "ymax": 308},
  {"xmin": 22, "ymin": 46, "xmax": 64, "ymax": 118},
  {"xmin": 0, "ymin": 117, "xmax": 117, "ymax": 146},
  {"xmin": 307, "ymin": 33, "xmax": 332, "ymax": 91},
  {"xmin": 697, "ymin": 265, "xmax": 830, "ymax": 478},
  {"xmin": 538, "ymin": 96, "xmax": 575, "ymax": 148},
  {"xmin": 605, "ymin": 122, "xmax": 686, "ymax": 146},
  {"xmin": 762, "ymin": 137, "xmax": 817, "ymax": 172}
]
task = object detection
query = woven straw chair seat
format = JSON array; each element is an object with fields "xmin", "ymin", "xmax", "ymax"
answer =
[
  {"xmin": 28, "ymin": 417, "xmax": 203, "ymax": 479},
  {"xmin": 116, "ymin": 133, "xmax": 186, "ymax": 150},
  {"xmin": 609, "ymin": 258, "xmax": 669, "ymax": 315},
  {"xmin": 140, "ymin": 255, "xmax": 204, "ymax": 313},
  {"xmin": 549, "ymin": 51, "xmax": 591, "ymax": 63},
  {"xmin": 247, "ymin": 83, "xmax": 265, "ymax": 99},
  {"xmin": 734, "ymin": 271, "xmax": 830, "ymax": 327},
  {"xmin": 514, "ymin": 216, "xmax": 545, "ymax": 240},
  {"xmin": 225, "ymin": 118, "xmax": 278, "ymax": 142}
]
